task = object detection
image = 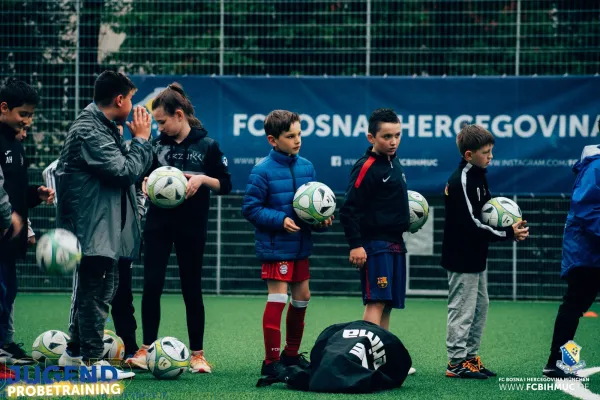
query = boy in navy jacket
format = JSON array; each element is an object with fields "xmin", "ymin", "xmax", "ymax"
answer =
[{"xmin": 242, "ymin": 110, "xmax": 333, "ymax": 384}]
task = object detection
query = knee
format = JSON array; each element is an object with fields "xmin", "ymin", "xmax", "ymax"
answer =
[{"xmin": 293, "ymin": 291, "xmax": 310, "ymax": 302}]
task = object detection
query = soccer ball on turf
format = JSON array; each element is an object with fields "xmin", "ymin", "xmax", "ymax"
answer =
[
  {"xmin": 147, "ymin": 166, "xmax": 188, "ymax": 209},
  {"xmin": 32, "ymin": 330, "xmax": 70, "ymax": 366},
  {"xmin": 146, "ymin": 337, "xmax": 190, "ymax": 380},
  {"xmin": 481, "ymin": 197, "xmax": 523, "ymax": 228},
  {"xmin": 292, "ymin": 181, "xmax": 336, "ymax": 224},
  {"xmin": 35, "ymin": 229, "xmax": 81, "ymax": 275},
  {"xmin": 102, "ymin": 330, "xmax": 125, "ymax": 364},
  {"xmin": 407, "ymin": 190, "xmax": 429, "ymax": 233}
]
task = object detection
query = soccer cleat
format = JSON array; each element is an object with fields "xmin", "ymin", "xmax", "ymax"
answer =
[
  {"xmin": 257, "ymin": 360, "xmax": 286, "ymax": 387},
  {"xmin": 189, "ymin": 350, "xmax": 212, "ymax": 373},
  {"xmin": 280, "ymin": 352, "xmax": 310, "ymax": 369},
  {"xmin": 0, "ymin": 363, "xmax": 15, "ymax": 379},
  {"xmin": 2, "ymin": 342, "xmax": 35, "ymax": 365},
  {"xmin": 58, "ymin": 349, "xmax": 84, "ymax": 368},
  {"xmin": 468, "ymin": 355, "xmax": 497, "ymax": 377},
  {"xmin": 408, "ymin": 367, "xmax": 416, "ymax": 375},
  {"xmin": 543, "ymin": 365, "xmax": 580, "ymax": 379},
  {"xmin": 124, "ymin": 347, "xmax": 148, "ymax": 370},
  {"xmin": 89, "ymin": 360, "xmax": 135, "ymax": 380},
  {"xmin": 446, "ymin": 360, "xmax": 488, "ymax": 379}
]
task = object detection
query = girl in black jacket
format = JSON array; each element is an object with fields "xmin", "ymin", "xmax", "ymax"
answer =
[{"xmin": 125, "ymin": 83, "xmax": 231, "ymax": 373}]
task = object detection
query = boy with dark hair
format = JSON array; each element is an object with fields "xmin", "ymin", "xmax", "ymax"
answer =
[
  {"xmin": 543, "ymin": 127, "xmax": 600, "ymax": 378},
  {"xmin": 442, "ymin": 124, "xmax": 528, "ymax": 379},
  {"xmin": 55, "ymin": 70, "xmax": 153, "ymax": 379},
  {"xmin": 242, "ymin": 109, "xmax": 333, "ymax": 385},
  {"xmin": 0, "ymin": 79, "xmax": 53, "ymax": 372},
  {"xmin": 339, "ymin": 108, "xmax": 412, "ymax": 337}
]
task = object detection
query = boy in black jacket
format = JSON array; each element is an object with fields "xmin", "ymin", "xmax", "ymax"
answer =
[
  {"xmin": 442, "ymin": 125, "xmax": 528, "ymax": 379},
  {"xmin": 0, "ymin": 79, "xmax": 54, "ymax": 371},
  {"xmin": 340, "ymin": 109, "xmax": 414, "ymax": 374}
]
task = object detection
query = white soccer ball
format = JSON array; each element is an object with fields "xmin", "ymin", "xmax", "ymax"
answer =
[
  {"xmin": 102, "ymin": 330, "xmax": 125, "ymax": 364},
  {"xmin": 407, "ymin": 190, "xmax": 430, "ymax": 233},
  {"xmin": 481, "ymin": 197, "xmax": 523, "ymax": 227},
  {"xmin": 32, "ymin": 330, "xmax": 70, "ymax": 366},
  {"xmin": 147, "ymin": 166, "xmax": 188, "ymax": 209},
  {"xmin": 292, "ymin": 181, "xmax": 337, "ymax": 224},
  {"xmin": 35, "ymin": 229, "xmax": 81, "ymax": 275},
  {"xmin": 146, "ymin": 336, "xmax": 190, "ymax": 380}
]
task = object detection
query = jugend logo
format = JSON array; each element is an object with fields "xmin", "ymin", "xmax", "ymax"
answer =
[{"xmin": 6, "ymin": 365, "xmax": 124, "ymax": 397}]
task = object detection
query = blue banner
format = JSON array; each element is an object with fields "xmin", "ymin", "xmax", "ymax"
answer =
[{"xmin": 127, "ymin": 76, "xmax": 600, "ymax": 195}]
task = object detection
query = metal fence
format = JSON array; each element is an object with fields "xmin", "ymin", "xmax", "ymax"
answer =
[
  {"xmin": 21, "ymin": 185, "xmax": 572, "ymax": 300},
  {"xmin": 2, "ymin": 0, "xmax": 593, "ymax": 299}
]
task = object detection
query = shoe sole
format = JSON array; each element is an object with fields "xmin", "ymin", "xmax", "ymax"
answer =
[
  {"xmin": 189, "ymin": 367, "xmax": 212, "ymax": 373},
  {"xmin": 446, "ymin": 371, "xmax": 488, "ymax": 379},
  {"xmin": 125, "ymin": 360, "xmax": 148, "ymax": 370}
]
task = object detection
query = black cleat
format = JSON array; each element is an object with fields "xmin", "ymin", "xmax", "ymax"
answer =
[
  {"xmin": 257, "ymin": 360, "xmax": 286, "ymax": 387},
  {"xmin": 2, "ymin": 342, "xmax": 35, "ymax": 365},
  {"xmin": 467, "ymin": 356, "xmax": 497, "ymax": 377},
  {"xmin": 280, "ymin": 352, "xmax": 310, "ymax": 369},
  {"xmin": 446, "ymin": 360, "xmax": 488, "ymax": 379}
]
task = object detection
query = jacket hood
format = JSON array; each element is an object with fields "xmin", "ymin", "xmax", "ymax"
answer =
[{"xmin": 573, "ymin": 145, "xmax": 600, "ymax": 174}]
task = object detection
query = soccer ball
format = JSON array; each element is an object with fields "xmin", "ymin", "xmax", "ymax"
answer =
[
  {"xmin": 481, "ymin": 197, "xmax": 523, "ymax": 227},
  {"xmin": 102, "ymin": 330, "xmax": 125, "ymax": 364},
  {"xmin": 146, "ymin": 337, "xmax": 190, "ymax": 380},
  {"xmin": 35, "ymin": 229, "xmax": 81, "ymax": 275},
  {"xmin": 292, "ymin": 182, "xmax": 336, "ymax": 224},
  {"xmin": 407, "ymin": 190, "xmax": 429, "ymax": 233},
  {"xmin": 32, "ymin": 330, "xmax": 70, "ymax": 366},
  {"xmin": 147, "ymin": 166, "xmax": 188, "ymax": 209}
]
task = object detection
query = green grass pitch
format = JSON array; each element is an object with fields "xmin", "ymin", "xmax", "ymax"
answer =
[{"xmin": 11, "ymin": 293, "xmax": 600, "ymax": 399}]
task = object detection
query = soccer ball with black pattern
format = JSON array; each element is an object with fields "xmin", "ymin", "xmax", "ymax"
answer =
[
  {"xmin": 147, "ymin": 166, "xmax": 188, "ymax": 209},
  {"xmin": 146, "ymin": 337, "xmax": 190, "ymax": 380},
  {"xmin": 407, "ymin": 190, "xmax": 429, "ymax": 233},
  {"xmin": 293, "ymin": 182, "xmax": 336, "ymax": 224},
  {"xmin": 32, "ymin": 330, "xmax": 70, "ymax": 366},
  {"xmin": 481, "ymin": 197, "xmax": 522, "ymax": 228}
]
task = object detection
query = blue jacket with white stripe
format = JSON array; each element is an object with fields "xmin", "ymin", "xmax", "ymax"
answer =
[
  {"xmin": 242, "ymin": 149, "xmax": 317, "ymax": 262},
  {"xmin": 441, "ymin": 159, "xmax": 514, "ymax": 273},
  {"xmin": 561, "ymin": 145, "xmax": 600, "ymax": 278}
]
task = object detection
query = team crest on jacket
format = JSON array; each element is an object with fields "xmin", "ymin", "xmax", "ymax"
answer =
[
  {"xmin": 444, "ymin": 184, "xmax": 449, "ymax": 196},
  {"xmin": 377, "ymin": 277, "xmax": 388, "ymax": 289},
  {"xmin": 279, "ymin": 262, "xmax": 288, "ymax": 275}
]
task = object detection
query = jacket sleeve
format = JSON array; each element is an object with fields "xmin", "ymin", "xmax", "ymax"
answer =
[
  {"xmin": 448, "ymin": 178, "xmax": 513, "ymax": 242},
  {"xmin": 339, "ymin": 160, "xmax": 371, "ymax": 249},
  {"xmin": 242, "ymin": 168, "xmax": 287, "ymax": 231},
  {"xmin": 571, "ymin": 161, "xmax": 600, "ymax": 237},
  {"xmin": 79, "ymin": 130, "xmax": 153, "ymax": 189},
  {"xmin": 0, "ymin": 165, "xmax": 12, "ymax": 230},
  {"xmin": 27, "ymin": 185, "xmax": 43, "ymax": 209},
  {"xmin": 206, "ymin": 140, "xmax": 232, "ymax": 195}
]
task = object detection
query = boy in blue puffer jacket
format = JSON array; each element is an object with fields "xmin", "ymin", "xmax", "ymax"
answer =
[
  {"xmin": 543, "ymin": 140, "xmax": 600, "ymax": 379},
  {"xmin": 242, "ymin": 110, "xmax": 333, "ymax": 385}
]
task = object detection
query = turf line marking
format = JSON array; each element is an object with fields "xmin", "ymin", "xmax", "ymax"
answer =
[{"xmin": 557, "ymin": 367, "xmax": 600, "ymax": 400}]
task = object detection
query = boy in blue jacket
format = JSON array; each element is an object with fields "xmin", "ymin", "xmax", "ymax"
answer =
[
  {"xmin": 242, "ymin": 110, "xmax": 333, "ymax": 384},
  {"xmin": 543, "ymin": 141, "xmax": 600, "ymax": 379}
]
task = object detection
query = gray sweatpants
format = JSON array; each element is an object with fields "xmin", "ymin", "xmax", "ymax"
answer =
[
  {"xmin": 69, "ymin": 256, "xmax": 118, "ymax": 361},
  {"xmin": 446, "ymin": 270, "xmax": 489, "ymax": 364}
]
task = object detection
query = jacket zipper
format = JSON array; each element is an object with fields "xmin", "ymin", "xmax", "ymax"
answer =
[{"xmin": 288, "ymin": 163, "xmax": 303, "ymax": 259}]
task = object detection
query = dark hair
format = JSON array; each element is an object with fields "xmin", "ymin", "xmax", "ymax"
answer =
[
  {"xmin": 263, "ymin": 110, "xmax": 300, "ymax": 138},
  {"xmin": 93, "ymin": 70, "xmax": 136, "ymax": 107},
  {"xmin": 368, "ymin": 108, "xmax": 399, "ymax": 136},
  {"xmin": 0, "ymin": 78, "xmax": 39, "ymax": 109},
  {"xmin": 151, "ymin": 83, "xmax": 202, "ymax": 128},
  {"xmin": 456, "ymin": 124, "xmax": 495, "ymax": 156}
]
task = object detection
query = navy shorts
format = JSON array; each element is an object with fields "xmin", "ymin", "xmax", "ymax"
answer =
[{"xmin": 360, "ymin": 241, "xmax": 407, "ymax": 309}]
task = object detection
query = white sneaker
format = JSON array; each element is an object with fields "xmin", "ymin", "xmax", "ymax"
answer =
[
  {"xmin": 408, "ymin": 367, "xmax": 416, "ymax": 375},
  {"xmin": 58, "ymin": 350, "xmax": 84, "ymax": 367},
  {"xmin": 90, "ymin": 360, "xmax": 135, "ymax": 380}
]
